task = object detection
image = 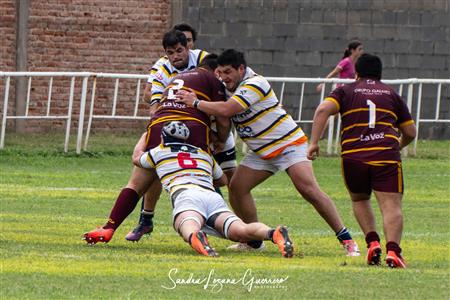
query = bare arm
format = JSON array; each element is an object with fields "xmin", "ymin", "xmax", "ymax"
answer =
[
  {"xmin": 399, "ymin": 122, "xmax": 417, "ymax": 149},
  {"xmin": 316, "ymin": 66, "xmax": 342, "ymax": 92},
  {"xmin": 307, "ymin": 101, "xmax": 339, "ymax": 160},
  {"xmin": 215, "ymin": 116, "xmax": 231, "ymax": 144},
  {"xmin": 132, "ymin": 132, "xmax": 148, "ymax": 167},
  {"xmin": 175, "ymin": 89, "xmax": 244, "ymax": 118},
  {"xmin": 143, "ymin": 83, "xmax": 152, "ymax": 104},
  {"xmin": 213, "ymin": 173, "xmax": 228, "ymax": 187}
]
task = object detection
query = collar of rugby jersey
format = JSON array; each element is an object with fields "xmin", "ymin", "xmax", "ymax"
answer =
[
  {"xmin": 225, "ymin": 66, "xmax": 258, "ymax": 98},
  {"xmin": 170, "ymin": 49, "xmax": 202, "ymax": 73}
]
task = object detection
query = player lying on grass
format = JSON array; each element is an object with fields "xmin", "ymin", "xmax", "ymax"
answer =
[{"xmin": 85, "ymin": 121, "xmax": 294, "ymax": 258}]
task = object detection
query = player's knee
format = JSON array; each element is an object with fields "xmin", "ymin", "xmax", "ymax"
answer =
[
  {"xmin": 298, "ymin": 185, "xmax": 320, "ymax": 202},
  {"xmin": 227, "ymin": 226, "xmax": 247, "ymax": 242},
  {"xmin": 222, "ymin": 215, "xmax": 242, "ymax": 241}
]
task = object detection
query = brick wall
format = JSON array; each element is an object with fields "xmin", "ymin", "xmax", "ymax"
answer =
[
  {"xmin": 0, "ymin": 0, "xmax": 171, "ymax": 134},
  {"xmin": 0, "ymin": 1, "xmax": 16, "ymax": 70},
  {"xmin": 177, "ymin": 0, "xmax": 450, "ymax": 138}
]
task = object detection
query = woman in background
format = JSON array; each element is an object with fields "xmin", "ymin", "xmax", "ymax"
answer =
[{"xmin": 316, "ymin": 40, "xmax": 364, "ymax": 92}]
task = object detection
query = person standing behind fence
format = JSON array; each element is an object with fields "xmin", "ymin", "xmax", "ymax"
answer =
[
  {"xmin": 316, "ymin": 40, "xmax": 364, "ymax": 93},
  {"xmin": 307, "ymin": 53, "xmax": 417, "ymax": 268}
]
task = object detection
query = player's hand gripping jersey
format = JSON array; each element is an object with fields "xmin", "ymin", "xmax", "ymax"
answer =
[
  {"xmin": 229, "ymin": 67, "xmax": 307, "ymax": 159},
  {"xmin": 145, "ymin": 67, "xmax": 226, "ymax": 152},
  {"xmin": 326, "ymin": 79, "xmax": 414, "ymax": 162},
  {"xmin": 140, "ymin": 142, "xmax": 224, "ymax": 198}
]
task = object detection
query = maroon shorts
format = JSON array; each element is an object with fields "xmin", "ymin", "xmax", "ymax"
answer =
[
  {"xmin": 341, "ymin": 158, "xmax": 404, "ymax": 194},
  {"xmin": 145, "ymin": 120, "xmax": 210, "ymax": 152}
]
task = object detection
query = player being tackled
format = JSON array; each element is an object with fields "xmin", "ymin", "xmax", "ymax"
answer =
[{"xmin": 128, "ymin": 121, "xmax": 294, "ymax": 257}]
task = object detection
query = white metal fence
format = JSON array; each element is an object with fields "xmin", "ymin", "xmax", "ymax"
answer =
[{"xmin": 1, "ymin": 71, "xmax": 449, "ymax": 155}]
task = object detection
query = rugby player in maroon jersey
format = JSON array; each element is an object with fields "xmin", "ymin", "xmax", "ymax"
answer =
[{"xmin": 308, "ymin": 53, "xmax": 417, "ymax": 268}]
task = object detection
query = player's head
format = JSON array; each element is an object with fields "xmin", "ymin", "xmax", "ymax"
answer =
[
  {"xmin": 162, "ymin": 30, "xmax": 190, "ymax": 70},
  {"xmin": 355, "ymin": 53, "xmax": 382, "ymax": 80},
  {"xmin": 173, "ymin": 23, "xmax": 197, "ymax": 49},
  {"xmin": 199, "ymin": 53, "xmax": 219, "ymax": 71},
  {"xmin": 217, "ymin": 49, "xmax": 247, "ymax": 92},
  {"xmin": 162, "ymin": 121, "xmax": 190, "ymax": 144},
  {"xmin": 343, "ymin": 40, "xmax": 363, "ymax": 59}
]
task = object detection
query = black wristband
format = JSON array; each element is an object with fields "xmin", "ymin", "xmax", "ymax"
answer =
[{"xmin": 193, "ymin": 99, "xmax": 201, "ymax": 108}]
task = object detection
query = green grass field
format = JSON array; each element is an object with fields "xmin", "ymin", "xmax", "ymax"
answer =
[{"xmin": 1, "ymin": 134, "xmax": 449, "ymax": 299}]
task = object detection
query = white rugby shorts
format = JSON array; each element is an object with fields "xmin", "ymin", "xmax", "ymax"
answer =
[
  {"xmin": 172, "ymin": 187, "xmax": 232, "ymax": 222},
  {"xmin": 240, "ymin": 143, "xmax": 310, "ymax": 173}
]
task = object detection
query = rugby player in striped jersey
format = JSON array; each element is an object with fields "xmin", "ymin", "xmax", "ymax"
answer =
[{"xmin": 176, "ymin": 49, "xmax": 360, "ymax": 256}]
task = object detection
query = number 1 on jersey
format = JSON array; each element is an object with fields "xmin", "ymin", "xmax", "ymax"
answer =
[{"xmin": 367, "ymin": 99, "xmax": 376, "ymax": 128}]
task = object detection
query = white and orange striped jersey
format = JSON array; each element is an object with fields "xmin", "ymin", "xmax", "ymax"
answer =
[
  {"xmin": 229, "ymin": 67, "xmax": 307, "ymax": 159},
  {"xmin": 150, "ymin": 49, "xmax": 208, "ymax": 105},
  {"xmin": 140, "ymin": 142, "xmax": 223, "ymax": 196}
]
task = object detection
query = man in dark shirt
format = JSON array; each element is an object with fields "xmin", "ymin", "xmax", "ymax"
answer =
[
  {"xmin": 83, "ymin": 55, "xmax": 231, "ymax": 245},
  {"xmin": 307, "ymin": 53, "xmax": 416, "ymax": 268}
]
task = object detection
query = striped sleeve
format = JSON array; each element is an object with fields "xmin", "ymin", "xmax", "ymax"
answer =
[
  {"xmin": 150, "ymin": 64, "xmax": 171, "ymax": 104},
  {"xmin": 140, "ymin": 151, "xmax": 156, "ymax": 169},
  {"xmin": 211, "ymin": 158, "xmax": 224, "ymax": 180},
  {"xmin": 231, "ymin": 80, "xmax": 271, "ymax": 109}
]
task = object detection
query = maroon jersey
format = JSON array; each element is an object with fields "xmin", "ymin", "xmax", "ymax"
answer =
[
  {"xmin": 326, "ymin": 79, "xmax": 414, "ymax": 162},
  {"xmin": 146, "ymin": 67, "xmax": 226, "ymax": 151},
  {"xmin": 152, "ymin": 67, "xmax": 226, "ymax": 127}
]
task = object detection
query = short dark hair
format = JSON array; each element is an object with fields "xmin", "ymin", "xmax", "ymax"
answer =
[
  {"xmin": 217, "ymin": 49, "xmax": 247, "ymax": 69},
  {"xmin": 162, "ymin": 30, "xmax": 187, "ymax": 49},
  {"xmin": 173, "ymin": 23, "xmax": 197, "ymax": 42},
  {"xmin": 355, "ymin": 53, "xmax": 382, "ymax": 80},
  {"xmin": 199, "ymin": 53, "xmax": 218, "ymax": 70}
]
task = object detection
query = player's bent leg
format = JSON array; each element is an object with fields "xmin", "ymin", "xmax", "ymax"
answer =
[
  {"xmin": 228, "ymin": 166, "xmax": 272, "ymax": 250},
  {"xmin": 286, "ymin": 161, "xmax": 344, "ymax": 232},
  {"xmin": 229, "ymin": 165, "xmax": 272, "ymax": 223},
  {"xmin": 125, "ymin": 177, "xmax": 162, "ymax": 242},
  {"xmin": 83, "ymin": 166, "xmax": 154, "ymax": 245},
  {"xmin": 174, "ymin": 210, "xmax": 216, "ymax": 257},
  {"xmin": 286, "ymin": 161, "xmax": 360, "ymax": 256},
  {"xmin": 213, "ymin": 213, "xmax": 293, "ymax": 258}
]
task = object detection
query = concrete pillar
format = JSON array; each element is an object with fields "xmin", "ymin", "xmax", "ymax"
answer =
[
  {"xmin": 15, "ymin": 0, "xmax": 29, "ymax": 133},
  {"xmin": 171, "ymin": 0, "xmax": 183, "ymax": 26}
]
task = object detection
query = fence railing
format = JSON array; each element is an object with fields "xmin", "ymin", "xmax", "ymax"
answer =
[{"xmin": 1, "ymin": 71, "xmax": 449, "ymax": 155}]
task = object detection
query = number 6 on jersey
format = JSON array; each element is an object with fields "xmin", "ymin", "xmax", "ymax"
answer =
[{"xmin": 177, "ymin": 152, "xmax": 198, "ymax": 168}]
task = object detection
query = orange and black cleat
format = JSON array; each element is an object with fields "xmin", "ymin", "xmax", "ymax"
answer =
[
  {"xmin": 83, "ymin": 227, "xmax": 114, "ymax": 245},
  {"xmin": 386, "ymin": 250, "xmax": 407, "ymax": 268},
  {"xmin": 272, "ymin": 226, "xmax": 294, "ymax": 258},
  {"xmin": 190, "ymin": 231, "xmax": 217, "ymax": 257},
  {"xmin": 366, "ymin": 241, "xmax": 382, "ymax": 266}
]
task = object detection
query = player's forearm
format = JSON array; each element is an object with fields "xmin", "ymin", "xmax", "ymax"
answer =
[
  {"xmin": 215, "ymin": 116, "xmax": 231, "ymax": 143},
  {"xmin": 310, "ymin": 110, "xmax": 330, "ymax": 145},
  {"xmin": 196, "ymin": 100, "xmax": 233, "ymax": 118},
  {"xmin": 132, "ymin": 132, "xmax": 147, "ymax": 167},
  {"xmin": 143, "ymin": 84, "xmax": 152, "ymax": 104},
  {"xmin": 399, "ymin": 123, "xmax": 417, "ymax": 149},
  {"xmin": 213, "ymin": 174, "xmax": 228, "ymax": 187}
]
